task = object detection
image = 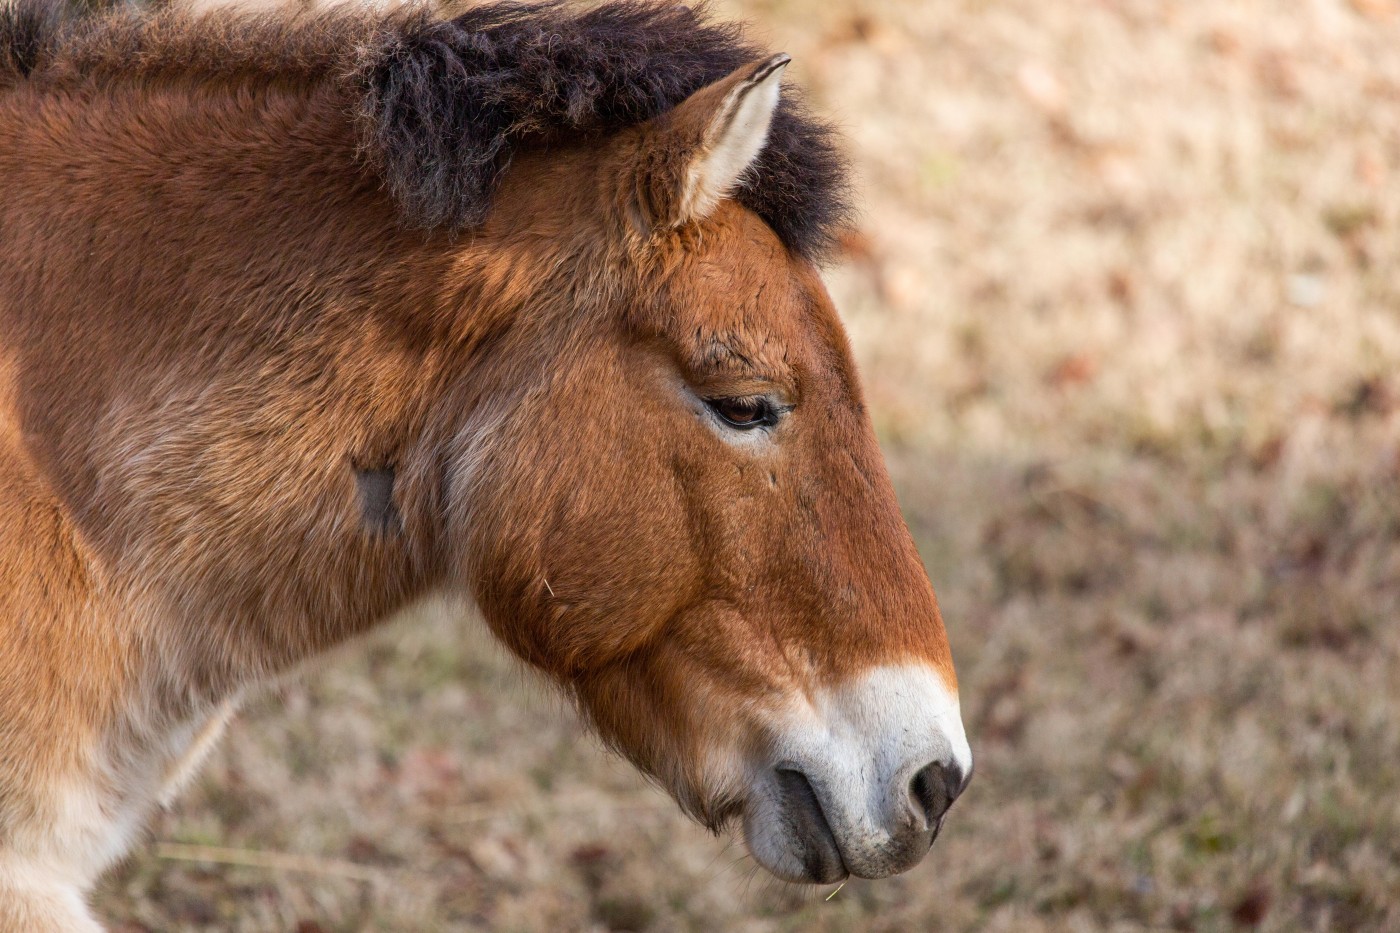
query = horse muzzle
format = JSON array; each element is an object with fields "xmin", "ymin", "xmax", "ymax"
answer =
[{"xmin": 739, "ymin": 664, "xmax": 972, "ymax": 883}]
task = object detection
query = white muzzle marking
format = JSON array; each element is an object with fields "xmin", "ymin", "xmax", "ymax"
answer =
[{"xmin": 741, "ymin": 663, "xmax": 972, "ymax": 882}]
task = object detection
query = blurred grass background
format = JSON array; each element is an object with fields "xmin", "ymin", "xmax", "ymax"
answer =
[{"xmin": 96, "ymin": 0, "xmax": 1400, "ymax": 929}]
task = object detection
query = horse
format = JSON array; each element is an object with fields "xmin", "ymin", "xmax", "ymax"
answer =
[{"xmin": 0, "ymin": 1, "xmax": 971, "ymax": 927}]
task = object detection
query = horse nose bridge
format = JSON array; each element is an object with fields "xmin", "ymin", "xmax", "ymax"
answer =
[{"xmin": 815, "ymin": 663, "xmax": 969, "ymax": 774}]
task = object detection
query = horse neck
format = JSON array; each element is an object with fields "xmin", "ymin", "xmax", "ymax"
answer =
[{"xmin": 0, "ymin": 76, "xmax": 535, "ymax": 689}]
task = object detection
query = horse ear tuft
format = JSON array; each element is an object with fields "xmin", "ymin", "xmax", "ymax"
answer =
[{"xmin": 634, "ymin": 54, "xmax": 790, "ymax": 232}]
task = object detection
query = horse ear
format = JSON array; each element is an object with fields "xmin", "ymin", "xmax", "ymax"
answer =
[{"xmin": 633, "ymin": 54, "xmax": 790, "ymax": 232}]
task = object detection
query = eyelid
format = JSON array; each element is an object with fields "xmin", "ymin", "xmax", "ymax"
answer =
[
  {"xmin": 703, "ymin": 394, "xmax": 788, "ymax": 431},
  {"xmin": 689, "ymin": 375, "xmax": 795, "ymax": 404}
]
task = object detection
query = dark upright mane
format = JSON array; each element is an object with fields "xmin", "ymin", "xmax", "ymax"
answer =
[{"xmin": 0, "ymin": 0, "xmax": 851, "ymax": 261}]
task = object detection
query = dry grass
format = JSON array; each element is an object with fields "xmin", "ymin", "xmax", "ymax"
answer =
[{"xmin": 95, "ymin": 0, "xmax": 1400, "ymax": 929}]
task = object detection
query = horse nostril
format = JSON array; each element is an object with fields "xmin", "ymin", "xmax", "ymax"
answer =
[
  {"xmin": 774, "ymin": 767, "xmax": 847, "ymax": 883},
  {"xmin": 908, "ymin": 759, "xmax": 969, "ymax": 831}
]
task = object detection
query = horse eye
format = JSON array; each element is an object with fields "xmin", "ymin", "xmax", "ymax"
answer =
[{"xmin": 706, "ymin": 396, "xmax": 775, "ymax": 430}]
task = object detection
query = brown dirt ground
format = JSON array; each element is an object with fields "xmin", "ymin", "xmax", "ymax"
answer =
[{"xmin": 95, "ymin": 0, "xmax": 1400, "ymax": 930}]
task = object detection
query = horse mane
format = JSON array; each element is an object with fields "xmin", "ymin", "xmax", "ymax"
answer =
[{"xmin": 0, "ymin": 0, "xmax": 852, "ymax": 261}]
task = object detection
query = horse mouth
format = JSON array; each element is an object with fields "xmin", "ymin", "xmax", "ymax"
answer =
[{"xmin": 773, "ymin": 767, "xmax": 848, "ymax": 883}]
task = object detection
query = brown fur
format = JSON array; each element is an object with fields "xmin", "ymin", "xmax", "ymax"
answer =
[{"xmin": 0, "ymin": 2, "xmax": 956, "ymax": 926}]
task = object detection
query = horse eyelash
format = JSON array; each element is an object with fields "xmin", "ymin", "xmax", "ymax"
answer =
[{"xmin": 704, "ymin": 395, "xmax": 787, "ymax": 430}]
